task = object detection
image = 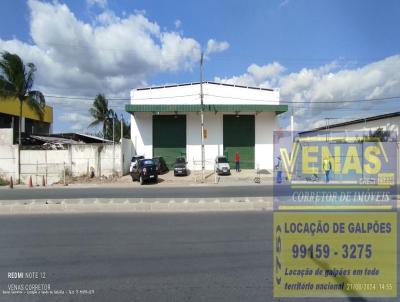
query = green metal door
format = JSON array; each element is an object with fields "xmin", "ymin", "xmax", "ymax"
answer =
[
  {"xmin": 223, "ymin": 115, "xmax": 255, "ymax": 169},
  {"xmin": 153, "ymin": 115, "xmax": 186, "ymax": 168}
]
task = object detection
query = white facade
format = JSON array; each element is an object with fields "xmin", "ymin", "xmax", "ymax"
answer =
[{"xmin": 129, "ymin": 82, "xmax": 284, "ymax": 170}]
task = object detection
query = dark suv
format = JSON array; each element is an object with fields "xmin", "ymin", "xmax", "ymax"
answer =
[
  {"xmin": 174, "ymin": 157, "xmax": 188, "ymax": 176},
  {"xmin": 131, "ymin": 159, "xmax": 158, "ymax": 185}
]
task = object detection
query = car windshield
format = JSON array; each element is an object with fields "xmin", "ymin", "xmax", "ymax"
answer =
[
  {"xmin": 176, "ymin": 157, "xmax": 185, "ymax": 164},
  {"xmin": 218, "ymin": 157, "xmax": 228, "ymax": 163},
  {"xmin": 140, "ymin": 159, "xmax": 154, "ymax": 166}
]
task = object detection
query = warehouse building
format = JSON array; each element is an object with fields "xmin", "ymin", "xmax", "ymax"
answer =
[
  {"xmin": 126, "ymin": 82, "xmax": 287, "ymax": 170},
  {"xmin": 0, "ymin": 97, "xmax": 53, "ymax": 142}
]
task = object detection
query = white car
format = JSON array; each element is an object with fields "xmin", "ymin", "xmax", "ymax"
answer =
[{"xmin": 215, "ymin": 156, "xmax": 231, "ymax": 175}]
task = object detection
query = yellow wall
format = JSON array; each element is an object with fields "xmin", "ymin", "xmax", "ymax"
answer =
[{"xmin": 0, "ymin": 97, "xmax": 53, "ymax": 124}]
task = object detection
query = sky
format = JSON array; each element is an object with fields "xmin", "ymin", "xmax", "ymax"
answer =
[{"xmin": 0, "ymin": 0, "xmax": 399, "ymax": 133}]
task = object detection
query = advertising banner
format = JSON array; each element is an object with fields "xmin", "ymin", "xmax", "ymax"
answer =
[{"xmin": 273, "ymin": 130, "xmax": 398, "ymax": 298}]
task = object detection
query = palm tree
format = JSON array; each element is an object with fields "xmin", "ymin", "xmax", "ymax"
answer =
[
  {"xmin": 0, "ymin": 52, "xmax": 46, "ymax": 183},
  {"xmin": 89, "ymin": 94, "xmax": 115, "ymax": 140}
]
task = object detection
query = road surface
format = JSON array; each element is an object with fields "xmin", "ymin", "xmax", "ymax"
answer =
[
  {"xmin": 0, "ymin": 185, "xmax": 275, "ymax": 200},
  {"xmin": 0, "ymin": 212, "xmax": 398, "ymax": 302}
]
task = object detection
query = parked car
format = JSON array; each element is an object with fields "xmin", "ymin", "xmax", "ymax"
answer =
[
  {"xmin": 152, "ymin": 156, "xmax": 169, "ymax": 174},
  {"xmin": 129, "ymin": 155, "xmax": 144, "ymax": 176},
  {"xmin": 173, "ymin": 157, "xmax": 188, "ymax": 176},
  {"xmin": 215, "ymin": 156, "xmax": 231, "ymax": 175},
  {"xmin": 130, "ymin": 158, "xmax": 158, "ymax": 184}
]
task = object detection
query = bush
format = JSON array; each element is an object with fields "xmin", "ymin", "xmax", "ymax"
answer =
[{"xmin": 0, "ymin": 175, "xmax": 10, "ymax": 186}]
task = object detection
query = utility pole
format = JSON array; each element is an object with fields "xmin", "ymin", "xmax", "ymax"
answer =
[
  {"xmin": 112, "ymin": 114, "xmax": 115, "ymax": 176},
  {"xmin": 120, "ymin": 114, "xmax": 124, "ymax": 141},
  {"xmin": 200, "ymin": 51, "xmax": 205, "ymax": 182}
]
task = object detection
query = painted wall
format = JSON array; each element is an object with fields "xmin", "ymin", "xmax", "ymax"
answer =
[
  {"xmin": 0, "ymin": 97, "xmax": 53, "ymax": 123},
  {"xmin": 186, "ymin": 112, "xmax": 223, "ymax": 170},
  {"xmin": 130, "ymin": 112, "xmax": 278, "ymax": 170},
  {"xmin": 131, "ymin": 112, "xmax": 153, "ymax": 157},
  {"xmin": 131, "ymin": 83, "xmax": 279, "ymax": 105}
]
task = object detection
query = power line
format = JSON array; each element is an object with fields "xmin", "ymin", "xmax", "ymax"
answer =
[
  {"xmin": 2, "ymin": 88, "xmax": 400, "ymax": 106},
  {"xmin": 44, "ymin": 93, "xmax": 199, "ymax": 101},
  {"xmin": 204, "ymin": 93, "xmax": 400, "ymax": 104}
]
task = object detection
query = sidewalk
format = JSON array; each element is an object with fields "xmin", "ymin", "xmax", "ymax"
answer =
[{"xmin": 0, "ymin": 169, "xmax": 274, "ymax": 189}]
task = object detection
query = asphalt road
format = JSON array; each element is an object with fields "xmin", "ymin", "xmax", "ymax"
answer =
[
  {"xmin": 0, "ymin": 212, "xmax": 398, "ymax": 302},
  {"xmin": 0, "ymin": 185, "xmax": 275, "ymax": 200}
]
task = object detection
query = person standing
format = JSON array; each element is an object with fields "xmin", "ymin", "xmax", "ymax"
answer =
[
  {"xmin": 235, "ymin": 151, "xmax": 240, "ymax": 172},
  {"xmin": 322, "ymin": 157, "xmax": 332, "ymax": 183},
  {"xmin": 275, "ymin": 156, "xmax": 283, "ymax": 184}
]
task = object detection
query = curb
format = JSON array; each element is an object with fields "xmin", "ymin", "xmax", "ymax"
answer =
[{"xmin": 0, "ymin": 197, "xmax": 273, "ymax": 215}]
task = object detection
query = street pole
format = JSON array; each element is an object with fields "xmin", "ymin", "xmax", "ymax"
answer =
[
  {"xmin": 200, "ymin": 51, "xmax": 205, "ymax": 182},
  {"xmin": 112, "ymin": 115, "xmax": 115, "ymax": 176},
  {"xmin": 120, "ymin": 114, "xmax": 123, "ymax": 141}
]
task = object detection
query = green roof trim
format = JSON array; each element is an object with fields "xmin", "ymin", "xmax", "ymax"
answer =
[{"xmin": 125, "ymin": 104, "xmax": 288, "ymax": 114}]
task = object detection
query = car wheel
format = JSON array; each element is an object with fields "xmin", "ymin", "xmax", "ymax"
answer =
[{"xmin": 139, "ymin": 175, "xmax": 144, "ymax": 185}]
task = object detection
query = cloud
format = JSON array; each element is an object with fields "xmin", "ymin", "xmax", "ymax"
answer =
[
  {"xmin": 59, "ymin": 112, "xmax": 93, "ymax": 132},
  {"xmin": 205, "ymin": 39, "xmax": 229, "ymax": 55},
  {"xmin": 174, "ymin": 19, "xmax": 182, "ymax": 29},
  {"xmin": 0, "ymin": 0, "xmax": 229, "ymax": 131},
  {"xmin": 86, "ymin": 0, "xmax": 108, "ymax": 9},
  {"xmin": 214, "ymin": 55, "xmax": 400, "ymax": 130},
  {"xmin": 0, "ymin": 0, "xmax": 211, "ymax": 97},
  {"xmin": 215, "ymin": 62, "xmax": 285, "ymax": 88}
]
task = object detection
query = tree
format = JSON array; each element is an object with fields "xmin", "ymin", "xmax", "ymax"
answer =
[
  {"xmin": 89, "ymin": 94, "xmax": 131, "ymax": 141},
  {"xmin": 89, "ymin": 94, "xmax": 115, "ymax": 140},
  {"xmin": 0, "ymin": 51, "xmax": 46, "ymax": 183}
]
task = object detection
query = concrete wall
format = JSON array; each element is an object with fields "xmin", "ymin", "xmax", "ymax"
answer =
[
  {"xmin": 0, "ymin": 129, "xmax": 18, "ymax": 181},
  {"xmin": 0, "ymin": 128, "xmax": 134, "ymax": 184},
  {"xmin": 121, "ymin": 138, "xmax": 134, "ymax": 175}
]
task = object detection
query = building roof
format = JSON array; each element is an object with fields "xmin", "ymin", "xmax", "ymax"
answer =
[
  {"xmin": 300, "ymin": 111, "xmax": 400, "ymax": 134},
  {"xmin": 129, "ymin": 81, "xmax": 285, "ymax": 114},
  {"xmin": 51, "ymin": 133, "xmax": 113, "ymax": 143},
  {"xmin": 135, "ymin": 81, "xmax": 274, "ymax": 92},
  {"xmin": 22, "ymin": 132, "xmax": 113, "ymax": 148}
]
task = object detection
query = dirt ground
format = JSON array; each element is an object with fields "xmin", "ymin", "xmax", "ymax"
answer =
[{"xmin": 57, "ymin": 169, "xmax": 273, "ymax": 186}]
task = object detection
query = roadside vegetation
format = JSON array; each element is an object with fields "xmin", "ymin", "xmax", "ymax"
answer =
[{"xmin": 89, "ymin": 93, "xmax": 130, "ymax": 141}]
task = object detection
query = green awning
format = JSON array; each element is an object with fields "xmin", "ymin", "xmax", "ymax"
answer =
[{"xmin": 125, "ymin": 104, "xmax": 288, "ymax": 115}]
